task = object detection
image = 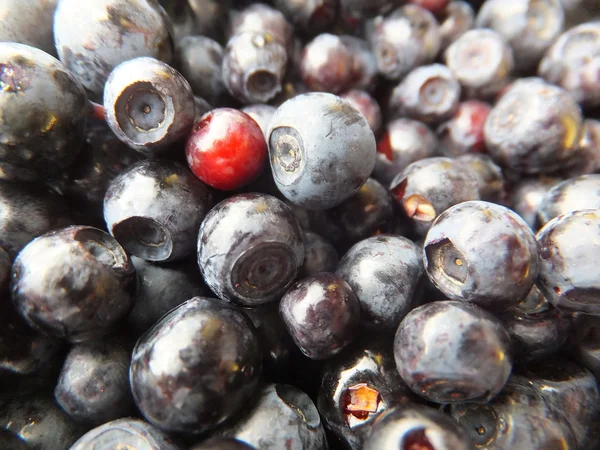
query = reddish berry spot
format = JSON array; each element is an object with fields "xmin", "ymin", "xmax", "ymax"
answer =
[
  {"xmin": 341, "ymin": 383, "xmax": 381, "ymax": 423},
  {"xmin": 404, "ymin": 428, "xmax": 435, "ymax": 450},
  {"xmin": 408, "ymin": 0, "xmax": 450, "ymax": 15},
  {"xmin": 377, "ymin": 132, "xmax": 394, "ymax": 161}
]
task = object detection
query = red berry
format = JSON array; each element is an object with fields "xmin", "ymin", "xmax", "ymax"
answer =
[
  {"xmin": 408, "ymin": 0, "xmax": 449, "ymax": 15},
  {"xmin": 438, "ymin": 100, "xmax": 491, "ymax": 156},
  {"xmin": 185, "ymin": 108, "xmax": 268, "ymax": 191}
]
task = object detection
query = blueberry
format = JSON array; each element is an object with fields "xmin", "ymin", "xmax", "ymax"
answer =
[
  {"xmin": 498, "ymin": 285, "xmax": 571, "ymax": 362},
  {"xmin": 0, "ymin": 430, "xmax": 28, "ymax": 450},
  {"xmin": 336, "ymin": 235, "xmax": 423, "ymax": 332},
  {"xmin": 300, "ymin": 34, "xmax": 376, "ymax": 94},
  {"xmin": 54, "ymin": 338, "xmax": 133, "ymax": 425},
  {"xmin": 0, "ymin": 181, "xmax": 71, "ymax": 259},
  {"xmin": 104, "ymin": 160, "xmax": 212, "ymax": 262},
  {"xmin": 450, "ymin": 378, "xmax": 577, "ymax": 450},
  {"xmin": 514, "ymin": 358, "xmax": 600, "ymax": 450},
  {"xmin": 104, "ymin": 57, "xmax": 195, "ymax": 153},
  {"xmin": 230, "ymin": 3, "xmax": 294, "ymax": 50},
  {"xmin": 389, "ymin": 157, "xmax": 480, "ymax": 236},
  {"xmin": 317, "ymin": 339, "xmax": 421, "ymax": 450},
  {"xmin": 0, "ymin": 395, "xmax": 85, "ymax": 450},
  {"xmin": 374, "ymin": 118, "xmax": 439, "ymax": 186},
  {"xmin": 438, "ymin": 1, "xmax": 474, "ymax": 53},
  {"xmin": 267, "ymin": 92, "xmax": 376, "ymax": 210},
  {"xmin": 573, "ymin": 323, "xmax": 600, "ymax": 382},
  {"xmin": 536, "ymin": 209, "xmax": 600, "ymax": 314},
  {"xmin": 299, "ymin": 231, "xmax": 339, "ymax": 278},
  {"xmin": 485, "ymin": 78, "xmax": 583, "ymax": 174},
  {"xmin": 280, "ymin": 272, "xmax": 361, "ymax": 360},
  {"xmin": 562, "ymin": 118, "xmax": 600, "ymax": 177},
  {"xmin": 0, "ymin": 42, "xmax": 88, "ymax": 182},
  {"xmin": 539, "ymin": 21, "xmax": 600, "ymax": 109},
  {"xmin": 438, "ymin": 100, "xmax": 492, "ymax": 157},
  {"xmin": 127, "ymin": 256, "xmax": 205, "ymax": 335},
  {"xmin": 395, "ymin": 300, "xmax": 512, "ymax": 403},
  {"xmin": 423, "ymin": 201, "xmax": 538, "ymax": 310},
  {"xmin": 241, "ymin": 104, "xmax": 277, "ymax": 139},
  {"xmin": 456, "ymin": 154, "xmax": 506, "ymax": 204},
  {"xmin": 339, "ymin": 0, "xmax": 402, "ymax": 23},
  {"xmin": 475, "ymin": 0, "xmax": 565, "ymax": 73},
  {"xmin": 509, "ymin": 175, "xmax": 563, "ymax": 230},
  {"xmin": 389, "ymin": 64, "xmax": 461, "ymax": 125},
  {"xmin": 0, "ymin": 246, "xmax": 9, "ymax": 292},
  {"xmin": 274, "ymin": 0, "xmax": 336, "ymax": 34},
  {"xmin": 64, "ymin": 123, "xmax": 144, "ymax": 220},
  {"xmin": 367, "ymin": 4, "xmax": 441, "ymax": 81},
  {"xmin": 11, "ymin": 226, "xmax": 135, "ymax": 342},
  {"xmin": 537, "ymin": 174, "xmax": 600, "ymax": 227},
  {"xmin": 340, "ymin": 89, "xmax": 383, "ymax": 136},
  {"xmin": 186, "ymin": 0, "xmax": 231, "ymax": 41},
  {"xmin": 69, "ymin": 417, "xmax": 182, "ymax": 450},
  {"xmin": 444, "ymin": 29, "xmax": 514, "ymax": 101},
  {"xmin": 215, "ymin": 383, "xmax": 328, "ymax": 450},
  {"xmin": 192, "ymin": 438, "xmax": 256, "ymax": 450},
  {"xmin": 328, "ymin": 178, "xmax": 394, "ymax": 242},
  {"xmin": 364, "ymin": 405, "xmax": 474, "ymax": 450},
  {"xmin": 198, "ymin": 193, "xmax": 304, "ymax": 306},
  {"xmin": 0, "ymin": 0, "xmax": 57, "ymax": 55},
  {"xmin": 222, "ymin": 30, "xmax": 288, "ymax": 104},
  {"xmin": 174, "ymin": 36, "xmax": 225, "ymax": 105},
  {"xmin": 130, "ymin": 297, "xmax": 262, "ymax": 434},
  {"xmin": 54, "ymin": 0, "xmax": 174, "ymax": 100}
]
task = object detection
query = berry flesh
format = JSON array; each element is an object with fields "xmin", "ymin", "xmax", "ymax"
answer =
[
  {"xmin": 11, "ymin": 226, "xmax": 135, "ymax": 342},
  {"xmin": 104, "ymin": 160, "xmax": 212, "ymax": 262},
  {"xmin": 198, "ymin": 193, "xmax": 304, "ymax": 306},
  {"xmin": 336, "ymin": 235, "xmax": 423, "ymax": 332},
  {"xmin": 423, "ymin": 201, "xmax": 538, "ymax": 310},
  {"xmin": 280, "ymin": 272, "xmax": 361, "ymax": 360},
  {"xmin": 364, "ymin": 406, "xmax": 473, "ymax": 450},
  {"xmin": 130, "ymin": 297, "xmax": 262, "ymax": 434},
  {"xmin": 54, "ymin": 0, "xmax": 174, "ymax": 100},
  {"xmin": 394, "ymin": 300, "xmax": 512, "ymax": 404},
  {"xmin": 267, "ymin": 92, "xmax": 376, "ymax": 210},
  {"xmin": 104, "ymin": 57, "xmax": 195, "ymax": 154},
  {"xmin": 0, "ymin": 42, "xmax": 88, "ymax": 182},
  {"xmin": 536, "ymin": 209, "xmax": 600, "ymax": 314},
  {"xmin": 186, "ymin": 108, "xmax": 268, "ymax": 191},
  {"xmin": 70, "ymin": 418, "xmax": 182, "ymax": 450}
]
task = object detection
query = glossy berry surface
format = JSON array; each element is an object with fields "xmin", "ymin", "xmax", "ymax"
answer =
[
  {"xmin": 54, "ymin": 0, "xmax": 174, "ymax": 100},
  {"xmin": 509, "ymin": 175, "xmax": 563, "ymax": 230},
  {"xmin": 456, "ymin": 154, "xmax": 505, "ymax": 204},
  {"xmin": 374, "ymin": 118, "xmax": 439, "ymax": 186},
  {"xmin": 11, "ymin": 226, "xmax": 135, "ymax": 342},
  {"xmin": 216, "ymin": 383, "xmax": 328, "ymax": 450},
  {"xmin": 444, "ymin": 29, "xmax": 514, "ymax": 101},
  {"xmin": 267, "ymin": 93, "xmax": 376, "ymax": 210},
  {"xmin": 484, "ymin": 78, "xmax": 583, "ymax": 174},
  {"xmin": 70, "ymin": 418, "xmax": 182, "ymax": 450},
  {"xmin": 423, "ymin": 201, "xmax": 538, "ymax": 310},
  {"xmin": 198, "ymin": 193, "xmax": 304, "ymax": 306},
  {"xmin": 389, "ymin": 64, "xmax": 461, "ymax": 126},
  {"xmin": 130, "ymin": 297, "xmax": 262, "ymax": 434},
  {"xmin": 364, "ymin": 406, "xmax": 473, "ymax": 450},
  {"xmin": 186, "ymin": 108, "xmax": 268, "ymax": 191},
  {"xmin": 280, "ymin": 272, "xmax": 361, "ymax": 360},
  {"xmin": 104, "ymin": 57, "xmax": 195, "ymax": 154},
  {"xmin": 54, "ymin": 338, "xmax": 132, "ymax": 424},
  {"xmin": 390, "ymin": 157, "xmax": 480, "ymax": 236},
  {"xmin": 229, "ymin": 3, "xmax": 293, "ymax": 50},
  {"xmin": 394, "ymin": 300, "xmax": 512, "ymax": 404},
  {"xmin": 536, "ymin": 209, "xmax": 600, "ymax": 314},
  {"xmin": 0, "ymin": 42, "xmax": 88, "ymax": 182},
  {"xmin": 438, "ymin": 100, "xmax": 492, "ymax": 157},
  {"xmin": 104, "ymin": 160, "xmax": 212, "ymax": 262},
  {"xmin": 336, "ymin": 235, "xmax": 423, "ymax": 332}
]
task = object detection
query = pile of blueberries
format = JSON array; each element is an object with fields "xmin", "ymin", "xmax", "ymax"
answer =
[{"xmin": 2, "ymin": 0, "xmax": 600, "ymax": 448}]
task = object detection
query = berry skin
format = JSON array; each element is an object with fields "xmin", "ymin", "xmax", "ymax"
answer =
[
  {"xmin": 394, "ymin": 300, "xmax": 512, "ymax": 404},
  {"xmin": 104, "ymin": 57, "xmax": 196, "ymax": 154},
  {"xmin": 341, "ymin": 89, "xmax": 383, "ymax": 136},
  {"xmin": 198, "ymin": 193, "xmax": 304, "ymax": 307},
  {"xmin": 509, "ymin": 175, "xmax": 563, "ymax": 230},
  {"xmin": 274, "ymin": 0, "xmax": 336, "ymax": 34},
  {"xmin": 0, "ymin": 0, "xmax": 57, "ymax": 55},
  {"xmin": 423, "ymin": 201, "xmax": 539, "ymax": 310},
  {"xmin": 456, "ymin": 154, "xmax": 505, "ymax": 204},
  {"xmin": 267, "ymin": 92, "xmax": 376, "ymax": 210},
  {"xmin": 130, "ymin": 297, "xmax": 262, "ymax": 434},
  {"xmin": 280, "ymin": 272, "xmax": 361, "ymax": 360},
  {"xmin": 299, "ymin": 231, "xmax": 339, "ymax": 279},
  {"xmin": 186, "ymin": 108, "xmax": 268, "ymax": 191},
  {"xmin": 438, "ymin": 1, "xmax": 474, "ymax": 53},
  {"xmin": 438, "ymin": 100, "xmax": 492, "ymax": 157}
]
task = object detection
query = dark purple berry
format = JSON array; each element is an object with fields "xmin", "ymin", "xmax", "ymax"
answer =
[
  {"xmin": 438, "ymin": 1, "xmax": 474, "ymax": 52},
  {"xmin": 299, "ymin": 231, "xmax": 339, "ymax": 279},
  {"xmin": 341, "ymin": 89, "xmax": 382, "ymax": 136},
  {"xmin": 509, "ymin": 175, "xmax": 563, "ymax": 230},
  {"xmin": 456, "ymin": 154, "xmax": 505, "ymax": 204}
]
